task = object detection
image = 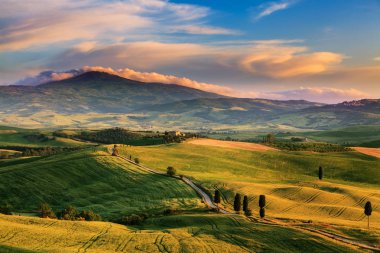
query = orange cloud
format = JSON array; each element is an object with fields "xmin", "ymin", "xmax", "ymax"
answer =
[{"xmin": 81, "ymin": 66, "xmax": 235, "ymax": 96}]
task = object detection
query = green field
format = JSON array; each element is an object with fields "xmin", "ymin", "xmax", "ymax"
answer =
[
  {"xmin": 0, "ymin": 147, "xmax": 202, "ymax": 220},
  {"xmin": 206, "ymin": 125, "xmax": 380, "ymax": 147},
  {"xmin": 0, "ymin": 213, "xmax": 363, "ymax": 253},
  {"xmin": 118, "ymin": 142, "xmax": 380, "ymax": 229},
  {"xmin": 0, "ymin": 126, "xmax": 92, "ymax": 147}
]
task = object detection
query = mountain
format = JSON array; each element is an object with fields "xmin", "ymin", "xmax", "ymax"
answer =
[
  {"xmin": 273, "ymin": 99, "xmax": 380, "ymax": 129},
  {"xmin": 0, "ymin": 71, "xmax": 223, "ymax": 114},
  {"xmin": 0, "ymin": 71, "xmax": 378, "ymax": 130},
  {"xmin": 139, "ymin": 97, "xmax": 324, "ymax": 125}
]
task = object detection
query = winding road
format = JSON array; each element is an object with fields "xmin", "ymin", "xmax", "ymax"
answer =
[{"xmin": 109, "ymin": 145, "xmax": 380, "ymax": 252}]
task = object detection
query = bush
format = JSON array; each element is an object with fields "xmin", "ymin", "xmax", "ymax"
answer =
[
  {"xmin": 134, "ymin": 158, "xmax": 140, "ymax": 164},
  {"xmin": 163, "ymin": 209, "xmax": 177, "ymax": 215},
  {"xmin": 79, "ymin": 210, "xmax": 102, "ymax": 221},
  {"xmin": 120, "ymin": 214, "xmax": 147, "ymax": 225},
  {"xmin": 40, "ymin": 203, "xmax": 56, "ymax": 219},
  {"xmin": 0, "ymin": 203, "xmax": 12, "ymax": 215},
  {"xmin": 244, "ymin": 209, "xmax": 252, "ymax": 216},
  {"xmin": 59, "ymin": 206, "xmax": 78, "ymax": 220},
  {"xmin": 167, "ymin": 166, "xmax": 176, "ymax": 176}
]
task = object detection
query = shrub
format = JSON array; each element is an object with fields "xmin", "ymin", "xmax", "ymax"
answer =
[
  {"xmin": 120, "ymin": 214, "xmax": 147, "ymax": 225},
  {"xmin": 40, "ymin": 203, "xmax": 56, "ymax": 219},
  {"xmin": 244, "ymin": 209, "xmax": 252, "ymax": 216},
  {"xmin": 167, "ymin": 166, "xmax": 176, "ymax": 176},
  {"xmin": 0, "ymin": 203, "xmax": 12, "ymax": 215},
  {"xmin": 134, "ymin": 158, "xmax": 140, "ymax": 164},
  {"xmin": 60, "ymin": 206, "xmax": 78, "ymax": 220},
  {"xmin": 79, "ymin": 210, "xmax": 102, "ymax": 221},
  {"xmin": 163, "ymin": 209, "xmax": 177, "ymax": 215}
]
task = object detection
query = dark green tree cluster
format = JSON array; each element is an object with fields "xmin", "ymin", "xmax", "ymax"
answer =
[
  {"xmin": 40, "ymin": 203, "xmax": 57, "ymax": 219},
  {"xmin": 269, "ymin": 142, "xmax": 350, "ymax": 152},
  {"xmin": 76, "ymin": 128, "xmax": 166, "ymax": 145},
  {"xmin": 119, "ymin": 214, "xmax": 147, "ymax": 225},
  {"xmin": 167, "ymin": 166, "xmax": 176, "ymax": 176},
  {"xmin": 0, "ymin": 146, "xmax": 81, "ymax": 158},
  {"xmin": 0, "ymin": 203, "xmax": 13, "ymax": 215},
  {"xmin": 37, "ymin": 204, "xmax": 101, "ymax": 221},
  {"xmin": 263, "ymin": 133, "xmax": 275, "ymax": 143}
]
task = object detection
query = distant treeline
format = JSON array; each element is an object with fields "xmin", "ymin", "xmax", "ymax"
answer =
[
  {"xmin": 56, "ymin": 128, "xmax": 199, "ymax": 145},
  {"xmin": 269, "ymin": 142, "xmax": 352, "ymax": 152},
  {"xmin": 0, "ymin": 146, "xmax": 82, "ymax": 158}
]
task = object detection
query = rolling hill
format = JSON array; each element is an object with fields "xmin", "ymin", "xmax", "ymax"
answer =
[
  {"xmin": 0, "ymin": 71, "xmax": 379, "ymax": 129},
  {"xmin": 0, "ymin": 146, "xmax": 203, "ymax": 220}
]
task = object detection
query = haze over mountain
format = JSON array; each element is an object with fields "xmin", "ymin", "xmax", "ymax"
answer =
[{"xmin": 0, "ymin": 71, "xmax": 379, "ymax": 130}]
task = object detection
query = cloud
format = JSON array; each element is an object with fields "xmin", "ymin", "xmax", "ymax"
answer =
[
  {"xmin": 0, "ymin": 0, "xmax": 233, "ymax": 51},
  {"xmin": 271, "ymin": 87, "xmax": 371, "ymax": 103},
  {"xmin": 374, "ymin": 57, "xmax": 380, "ymax": 61},
  {"xmin": 11, "ymin": 66, "xmax": 235, "ymax": 96},
  {"xmin": 256, "ymin": 1, "xmax": 293, "ymax": 20},
  {"xmin": 171, "ymin": 25, "xmax": 239, "ymax": 35},
  {"xmin": 49, "ymin": 40, "xmax": 344, "ymax": 79}
]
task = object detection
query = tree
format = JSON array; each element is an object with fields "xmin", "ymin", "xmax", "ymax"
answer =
[
  {"xmin": 318, "ymin": 166, "xmax": 323, "ymax": 180},
  {"xmin": 364, "ymin": 201, "xmax": 372, "ymax": 229},
  {"xmin": 0, "ymin": 203, "xmax": 12, "ymax": 215},
  {"xmin": 259, "ymin": 207, "xmax": 265, "ymax": 218},
  {"xmin": 167, "ymin": 166, "xmax": 176, "ymax": 176},
  {"xmin": 60, "ymin": 206, "xmax": 78, "ymax": 220},
  {"xmin": 40, "ymin": 203, "xmax": 56, "ymax": 219},
  {"xmin": 214, "ymin": 190, "xmax": 221, "ymax": 208},
  {"xmin": 112, "ymin": 144, "xmax": 118, "ymax": 156},
  {"xmin": 134, "ymin": 158, "xmax": 140, "ymax": 164},
  {"xmin": 233, "ymin": 193, "xmax": 241, "ymax": 212},
  {"xmin": 243, "ymin": 195, "xmax": 249, "ymax": 212},
  {"xmin": 265, "ymin": 133, "xmax": 275, "ymax": 143},
  {"xmin": 259, "ymin": 195, "xmax": 266, "ymax": 219},
  {"xmin": 79, "ymin": 210, "xmax": 101, "ymax": 221},
  {"xmin": 259, "ymin": 195, "xmax": 266, "ymax": 209}
]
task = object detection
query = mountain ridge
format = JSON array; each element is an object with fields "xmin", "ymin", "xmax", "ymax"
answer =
[{"xmin": 0, "ymin": 71, "xmax": 379, "ymax": 130}]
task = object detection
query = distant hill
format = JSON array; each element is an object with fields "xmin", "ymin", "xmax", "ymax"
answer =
[
  {"xmin": 0, "ymin": 71, "xmax": 223, "ymax": 114},
  {"xmin": 0, "ymin": 71, "xmax": 379, "ymax": 129}
]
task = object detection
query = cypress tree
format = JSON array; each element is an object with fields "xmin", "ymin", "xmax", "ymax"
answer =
[
  {"xmin": 318, "ymin": 166, "xmax": 323, "ymax": 180},
  {"xmin": 259, "ymin": 195, "xmax": 266, "ymax": 209},
  {"xmin": 233, "ymin": 193, "xmax": 241, "ymax": 212},
  {"xmin": 243, "ymin": 195, "xmax": 249, "ymax": 212},
  {"xmin": 214, "ymin": 190, "xmax": 221, "ymax": 207},
  {"xmin": 259, "ymin": 208, "xmax": 265, "ymax": 218},
  {"xmin": 364, "ymin": 201, "xmax": 372, "ymax": 229}
]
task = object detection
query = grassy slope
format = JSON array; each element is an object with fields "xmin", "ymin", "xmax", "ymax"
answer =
[
  {"xmin": 0, "ymin": 147, "xmax": 202, "ymax": 219},
  {"xmin": 0, "ymin": 214, "xmax": 361, "ymax": 253},
  {"xmin": 119, "ymin": 142, "xmax": 380, "ymax": 228},
  {"xmin": 0, "ymin": 126, "xmax": 92, "ymax": 147}
]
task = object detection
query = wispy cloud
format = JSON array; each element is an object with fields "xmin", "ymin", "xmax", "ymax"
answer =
[
  {"xmin": 374, "ymin": 56, "xmax": 380, "ymax": 61},
  {"xmin": 255, "ymin": 1, "xmax": 294, "ymax": 20},
  {"xmin": 0, "ymin": 0, "xmax": 236, "ymax": 52}
]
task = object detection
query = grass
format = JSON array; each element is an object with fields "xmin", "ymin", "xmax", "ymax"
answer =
[
  {"xmin": 0, "ymin": 147, "xmax": 203, "ymax": 220},
  {"xmin": 118, "ymin": 142, "xmax": 380, "ymax": 228},
  {"xmin": 0, "ymin": 213, "xmax": 362, "ymax": 253},
  {"xmin": 0, "ymin": 126, "xmax": 92, "ymax": 147}
]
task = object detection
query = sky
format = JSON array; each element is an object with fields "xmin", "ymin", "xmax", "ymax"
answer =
[{"xmin": 1, "ymin": 0, "xmax": 379, "ymax": 103}]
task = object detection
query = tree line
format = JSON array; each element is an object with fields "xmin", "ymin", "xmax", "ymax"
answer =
[{"xmin": 0, "ymin": 146, "xmax": 82, "ymax": 159}]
